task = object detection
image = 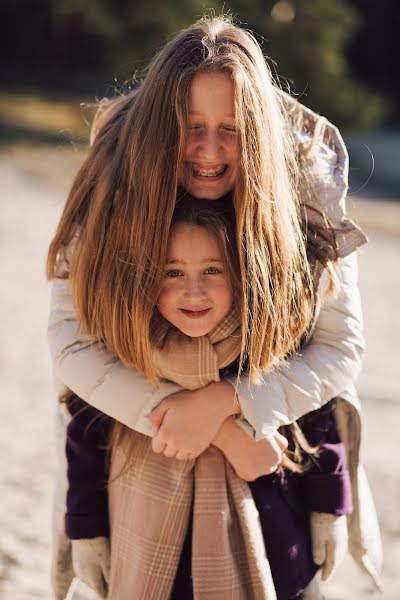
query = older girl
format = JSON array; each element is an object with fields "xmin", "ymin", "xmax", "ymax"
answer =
[{"xmin": 47, "ymin": 15, "xmax": 381, "ymax": 599}]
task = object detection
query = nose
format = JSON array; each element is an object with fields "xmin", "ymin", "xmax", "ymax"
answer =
[
  {"xmin": 198, "ymin": 131, "xmax": 220, "ymax": 161},
  {"xmin": 184, "ymin": 277, "xmax": 206, "ymax": 300}
]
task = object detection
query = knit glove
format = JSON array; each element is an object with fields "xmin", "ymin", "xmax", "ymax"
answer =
[
  {"xmin": 52, "ymin": 534, "xmax": 74, "ymax": 600},
  {"xmin": 310, "ymin": 512, "xmax": 348, "ymax": 581},
  {"xmin": 71, "ymin": 537, "xmax": 110, "ymax": 599}
]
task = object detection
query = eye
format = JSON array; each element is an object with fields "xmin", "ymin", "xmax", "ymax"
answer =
[
  {"xmin": 165, "ymin": 269, "xmax": 183, "ymax": 278},
  {"xmin": 204, "ymin": 267, "xmax": 223, "ymax": 275},
  {"xmin": 221, "ymin": 126, "xmax": 237, "ymax": 134}
]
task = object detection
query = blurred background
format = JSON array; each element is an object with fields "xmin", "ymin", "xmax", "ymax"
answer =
[{"xmin": 0, "ymin": 1, "xmax": 399, "ymax": 599}]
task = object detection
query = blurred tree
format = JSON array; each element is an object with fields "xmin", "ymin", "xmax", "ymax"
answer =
[
  {"xmin": 346, "ymin": 0, "xmax": 400, "ymax": 125},
  {"xmin": 0, "ymin": 0, "xmax": 392, "ymax": 128},
  {"xmin": 244, "ymin": 0, "xmax": 387, "ymax": 129}
]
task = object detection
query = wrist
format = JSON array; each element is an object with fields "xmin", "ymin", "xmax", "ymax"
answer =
[
  {"xmin": 207, "ymin": 379, "xmax": 241, "ymax": 419},
  {"xmin": 213, "ymin": 416, "xmax": 236, "ymax": 450}
]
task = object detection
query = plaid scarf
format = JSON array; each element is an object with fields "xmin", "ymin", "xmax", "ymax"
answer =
[{"xmin": 107, "ymin": 307, "xmax": 277, "ymax": 599}]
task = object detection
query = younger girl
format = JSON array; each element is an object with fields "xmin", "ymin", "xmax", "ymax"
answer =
[{"xmin": 65, "ymin": 199, "xmax": 352, "ymax": 600}]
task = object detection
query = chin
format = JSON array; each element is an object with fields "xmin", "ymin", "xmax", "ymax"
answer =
[
  {"xmin": 179, "ymin": 178, "xmax": 233, "ymax": 201},
  {"xmin": 181, "ymin": 328, "xmax": 209, "ymax": 337},
  {"xmin": 179, "ymin": 323, "xmax": 212, "ymax": 337},
  {"xmin": 190, "ymin": 187, "xmax": 231, "ymax": 201}
]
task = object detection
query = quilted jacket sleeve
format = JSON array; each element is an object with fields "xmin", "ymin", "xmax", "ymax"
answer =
[
  {"xmin": 47, "ymin": 276, "xmax": 183, "ymax": 437},
  {"xmin": 231, "ymin": 251, "xmax": 365, "ymax": 440},
  {"xmin": 48, "ymin": 101, "xmax": 365, "ymax": 441}
]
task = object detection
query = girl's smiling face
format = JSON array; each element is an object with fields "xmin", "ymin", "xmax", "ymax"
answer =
[
  {"xmin": 179, "ymin": 71, "xmax": 239, "ymax": 200},
  {"xmin": 157, "ymin": 223, "xmax": 233, "ymax": 337}
]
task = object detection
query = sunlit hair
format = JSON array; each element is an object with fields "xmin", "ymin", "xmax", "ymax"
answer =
[
  {"xmin": 109, "ymin": 198, "xmax": 244, "ymax": 473},
  {"xmin": 46, "ymin": 15, "xmax": 336, "ymax": 383}
]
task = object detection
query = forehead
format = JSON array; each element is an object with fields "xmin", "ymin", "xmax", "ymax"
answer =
[
  {"xmin": 189, "ymin": 71, "xmax": 235, "ymax": 117},
  {"xmin": 168, "ymin": 223, "xmax": 222, "ymax": 257}
]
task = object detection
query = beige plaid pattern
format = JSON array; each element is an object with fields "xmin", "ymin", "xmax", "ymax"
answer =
[
  {"xmin": 108, "ymin": 441, "xmax": 276, "ymax": 599},
  {"xmin": 107, "ymin": 307, "xmax": 277, "ymax": 599},
  {"xmin": 152, "ymin": 306, "xmax": 242, "ymax": 390}
]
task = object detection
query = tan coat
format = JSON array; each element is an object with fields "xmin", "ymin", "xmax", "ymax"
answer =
[{"xmin": 49, "ymin": 98, "xmax": 382, "ymax": 597}]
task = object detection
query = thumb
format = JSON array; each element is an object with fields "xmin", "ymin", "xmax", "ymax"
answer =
[
  {"xmin": 312, "ymin": 537, "xmax": 326, "ymax": 567},
  {"xmin": 310, "ymin": 514, "xmax": 327, "ymax": 566},
  {"xmin": 320, "ymin": 538, "xmax": 334, "ymax": 581},
  {"xmin": 273, "ymin": 431, "xmax": 288, "ymax": 452},
  {"xmin": 101, "ymin": 541, "xmax": 111, "ymax": 584},
  {"xmin": 148, "ymin": 402, "xmax": 169, "ymax": 430}
]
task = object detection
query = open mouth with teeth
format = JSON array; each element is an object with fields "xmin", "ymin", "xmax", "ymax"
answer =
[{"xmin": 190, "ymin": 163, "xmax": 229, "ymax": 180}]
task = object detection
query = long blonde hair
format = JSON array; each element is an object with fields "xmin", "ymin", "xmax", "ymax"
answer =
[
  {"xmin": 107, "ymin": 200, "xmax": 320, "ymax": 475},
  {"xmin": 47, "ymin": 15, "xmax": 318, "ymax": 383}
]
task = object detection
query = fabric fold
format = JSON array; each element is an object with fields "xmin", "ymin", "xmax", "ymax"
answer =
[{"xmin": 107, "ymin": 307, "xmax": 277, "ymax": 598}]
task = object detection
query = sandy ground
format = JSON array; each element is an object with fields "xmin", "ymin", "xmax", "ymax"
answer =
[{"xmin": 0, "ymin": 146, "xmax": 399, "ymax": 599}]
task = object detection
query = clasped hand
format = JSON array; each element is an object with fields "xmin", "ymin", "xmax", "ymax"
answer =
[
  {"xmin": 149, "ymin": 380, "xmax": 235, "ymax": 460},
  {"xmin": 148, "ymin": 380, "xmax": 287, "ymax": 479}
]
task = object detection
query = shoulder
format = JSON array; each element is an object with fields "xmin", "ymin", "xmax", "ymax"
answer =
[
  {"xmin": 279, "ymin": 91, "xmax": 367, "ymax": 258},
  {"xmin": 283, "ymin": 92, "xmax": 348, "ymax": 214}
]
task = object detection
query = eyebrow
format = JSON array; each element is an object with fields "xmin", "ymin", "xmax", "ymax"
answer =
[
  {"xmin": 188, "ymin": 111, "xmax": 235, "ymax": 119},
  {"xmin": 166, "ymin": 258, "xmax": 225, "ymax": 265}
]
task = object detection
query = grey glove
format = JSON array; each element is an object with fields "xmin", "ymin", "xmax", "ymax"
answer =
[
  {"xmin": 310, "ymin": 512, "xmax": 348, "ymax": 581},
  {"xmin": 71, "ymin": 537, "xmax": 110, "ymax": 599}
]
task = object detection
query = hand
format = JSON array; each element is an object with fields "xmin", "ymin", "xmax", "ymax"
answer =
[
  {"xmin": 52, "ymin": 535, "xmax": 74, "ymax": 600},
  {"xmin": 149, "ymin": 380, "xmax": 239, "ymax": 459},
  {"xmin": 213, "ymin": 417, "xmax": 288, "ymax": 481},
  {"xmin": 310, "ymin": 512, "xmax": 348, "ymax": 581},
  {"xmin": 71, "ymin": 536, "xmax": 110, "ymax": 599}
]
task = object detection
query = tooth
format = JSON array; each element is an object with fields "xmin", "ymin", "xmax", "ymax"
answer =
[{"xmin": 194, "ymin": 166, "xmax": 225, "ymax": 177}]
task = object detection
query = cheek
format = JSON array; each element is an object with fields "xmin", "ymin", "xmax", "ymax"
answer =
[
  {"xmin": 212, "ymin": 283, "xmax": 233, "ymax": 312},
  {"xmin": 223, "ymin": 287, "xmax": 234, "ymax": 310},
  {"xmin": 184, "ymin": 138, "xmax": 194, "ymax": 160},
  {"xmin": 179, "ymin": 145, "xmax": 191, "ymax": 183},
  {"xmin": 157, "ymin": 287, "xmax": 177, "ymax": 318}
]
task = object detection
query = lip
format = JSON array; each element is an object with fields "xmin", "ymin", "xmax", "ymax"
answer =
[
  {"xmin": 188, "ymin": 163, "xmax": 229, "ymax": 182},
  {"xmin": 180, "ymin": 308, "xmax": 211, "ymax": 319}
]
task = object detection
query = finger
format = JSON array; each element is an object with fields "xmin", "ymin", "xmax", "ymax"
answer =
[
  {"xmin": 312, "ymin": 539, "xmax": 326, "ymax": 566},
  {"xmin": 274, "ymin": 431, "xmax": 288, "ymax": 452},
  {"xmin": 321, "ymin": 551, "xmax": 334, "ymax": 581},
  {"xmin": 101, "ymin": 555, "xmax": 111, "ymax": 584},
  {"xmin": 267, "ymin": 464, "xmax": 279, "ymax": 475},
  {"xmin": 176, "ymin": 450, "xmax": 195, "ymax": 461},
  {"xmin": 93, "ymin": 575, "xmax": 108, "ymax": 599},
  {"xmin": 321, "ymin": 538, "xmax": 336, "ymax": 581},
  {"xmin": 151, "ymin": 434, "xmax": 166, "ymax": 454},
  {"xmin": 163, "ymin": 445, "xmax": 178, "ymax": 458},
  {"xmin": 149, "ymin": 403, "xmax": 169, "ymax": 430}
]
